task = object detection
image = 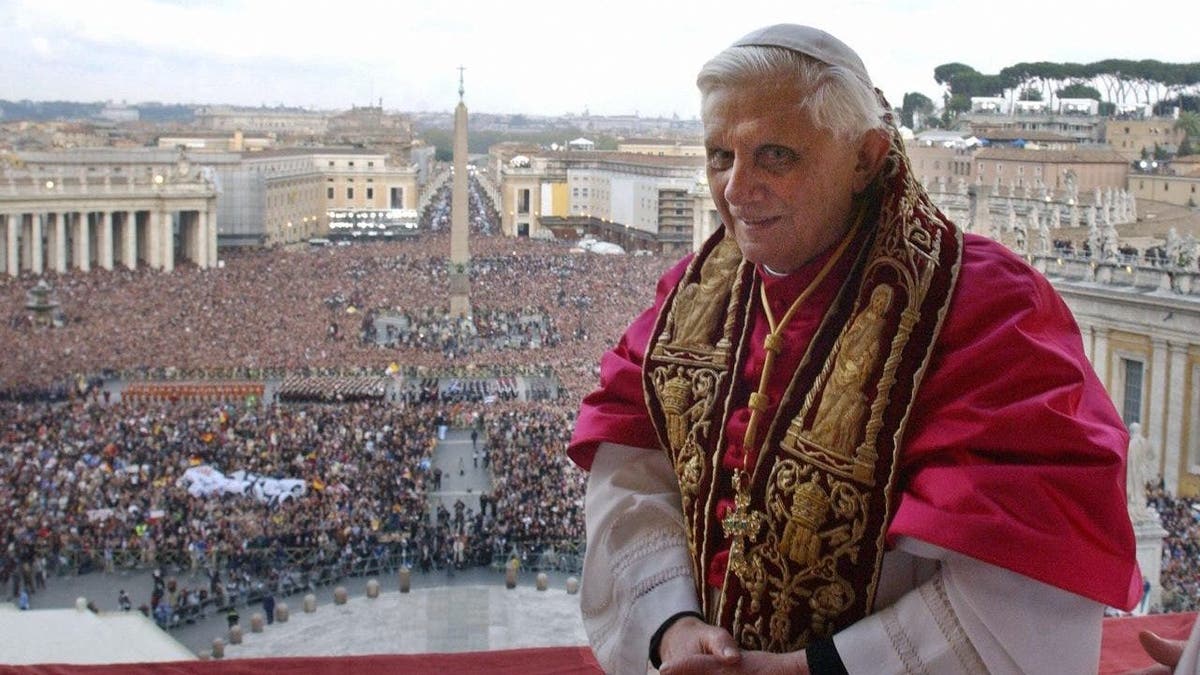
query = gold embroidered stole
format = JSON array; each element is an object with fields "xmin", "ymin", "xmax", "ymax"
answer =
[{"xmin": 642, "ymin": 166, "xmax": 962, "ymax": 652}]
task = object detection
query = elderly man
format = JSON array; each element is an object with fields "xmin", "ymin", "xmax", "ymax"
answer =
[{"xmin": 567, "ymin": 24, "xmax": 1140, "ymax": 674}]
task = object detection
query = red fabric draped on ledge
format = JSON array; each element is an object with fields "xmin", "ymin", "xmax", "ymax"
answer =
[{"xmin": 1, "ymin": 617, "xmax": 1196, "ymax": 675}]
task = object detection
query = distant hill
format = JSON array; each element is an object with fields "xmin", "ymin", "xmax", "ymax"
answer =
[{"xmin": 0, "ymin": 100, "xmax": 196, "ymax": 123}]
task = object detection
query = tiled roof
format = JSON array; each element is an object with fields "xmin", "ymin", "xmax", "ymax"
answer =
[{"xmin": 975, "ymin": 147, "xmax": 1129, "ymax": 163}]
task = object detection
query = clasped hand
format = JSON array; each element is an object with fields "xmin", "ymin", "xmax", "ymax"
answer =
[{"xmin": 657, "ymin": 616, "xmax": 810, "ymax": 675}]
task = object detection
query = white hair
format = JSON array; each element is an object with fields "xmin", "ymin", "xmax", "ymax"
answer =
[{"xmin": 697, "ymin": 46, "xmax": 888, "ymax": 141}]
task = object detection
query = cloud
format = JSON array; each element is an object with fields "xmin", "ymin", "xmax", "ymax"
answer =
[
  {"xmin": 3, "ymin": 0, "xmax": 1198, "ymax": 117},
  {"xmin": 30, "ymin": 35, "xmax": 52, "ymax": 58}
]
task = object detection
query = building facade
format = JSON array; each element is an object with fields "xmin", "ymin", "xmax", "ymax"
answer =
[
  {"xmin": 194, "ymin": 106, "xmax": 329, "ymax": 136},
  {"xmin": 616, "ymin": 139, "xmax": 705, "ymax": 157},
  {"xmin": 973, "ymin": 147, "xmax": 1130, "ymax": 193},
  {"xmin": 222, "ymin": 149, "xmax": 419, "ymax": 247},
  {"xmin": 1128, "ymin": 169, "xmax": 1200, "ymax": 208},
  {"xmin": 1103, "ymin": 118, "xmax": 1186, "ymax": 162},
  {"xmin": 1043, "ymin": 259, "xmax": 1200, "ymax": 498},
  {"xmin": 0, "ymin": 167, "xmax": 218, "ymax": 275},
  {"xmin": 493, "ymin": 151, "xmax": 703, "ymax": 254}
]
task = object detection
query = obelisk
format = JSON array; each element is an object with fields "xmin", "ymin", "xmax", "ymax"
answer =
[{"xmin": 449, "ymin": 66, "xmax": 471, "ymax": 318}]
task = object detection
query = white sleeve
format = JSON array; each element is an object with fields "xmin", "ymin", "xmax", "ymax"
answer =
[
  {"xmin": 579, "ymin": 442, "xmax": 701, "ymax": 675},
  {"xmin": 1176, "ymin": 613, "xmax": 1200, "ymax": 674},
  {"xmin": 834, "ymin": 538, "xmax": 1105, "ymax": 675}
]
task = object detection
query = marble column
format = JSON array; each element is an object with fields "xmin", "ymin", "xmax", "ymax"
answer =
[
  {"xmin": 2, "ymin": 214, "xmax": 13, "ymax": 277},
  {"xmin": 195, "ymin": 210, "xmax": 208, "ymax": 269},
  {"xmin": 147, "ymin": 211, "xmax": 161, "ymax": 270},
  {"xmin": 26, "ymin": 214, "xmax": 43, "ymax": 275},
  {"xmin": 49, "ymin": 213, "xmax": 67, "ymax": 273},
  {"xmin": 1148, "ymin": 338, "xmax": 1168, "ymax": 472},
  {"xmin": 74, "ymin": 211, "xmax": 91, "ymax": 272},
  {"xmin": 1162, "ymin": 342, "xmax": 1188, "ymax": 494},
  {"xmin": 121, "ymin": 211, "xmax": 137, "ymax": 270},
  {"xmin": 98, "ymin": 211, "xmax": 114, "ymax": 270},
  {"xmin": 1080, "ymin": 323, "xmax": 1094, "ymax": 366},
  {"xmin": 1092, "ymin": 326, "xmax": 1112, "ymax": 406},
  {"xmin": 160, "ymin": 211, "xmax": 174, "ymax": 273},
  {"xmin": 207, "ymin": 205, "xmax": 218, "ymax": 268}
]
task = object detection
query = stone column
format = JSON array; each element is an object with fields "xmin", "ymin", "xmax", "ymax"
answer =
[
  {"xmin": 208, "ymin": 204, "xmax": 219, "ymax": 268},
  {"xmin": 3, "ymin": 214, "xmax": 15, "ymax": 277},
  {"xmin": 1079, "ymin": 323, "xmax": 1094, "ymax": 366},
  {"xmin": 51, "ymin": 213, "xmax": 68, "ymax": 273},
  {"xmin": 195, "ymin": 210, "xmax": 208, "ymax": 269},
  {"xmin": 99, "ymin": 211, "xmax": 114, "ymax": 270},
  {"xmin": 147, "ymin": 211, "xmax": 161, "ymax": 270},
  {"xmin": 121, "ymin": 211, "xmax": 137, "ymax": 270},
  {"xmin": 1091, "ymin": 326, "xmax": 1110, "ymax": 400},
  {"xmin": 74, "ymin": 211, "xmax": 91, "ymax": 272},
  {"xmin": 27, "ymin": 214, "xmax": 43, "ymax": 275},
  {"xmin": 1148, "ymin": 338, "xmax": 1168, "ymax": 470},
  {"xmin": 1162, "ymin": 343, "xmax": 1188, "ymax": 493},
  {"xmin": 160, "ymin": 211, "xmax": 174, "ymax": 272}
]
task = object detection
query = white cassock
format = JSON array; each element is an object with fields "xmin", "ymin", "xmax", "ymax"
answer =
[
  {"xmin": 581, "ymin": 443, "xmax": 1107, "ymax": 675},
  {"xmin": 1177, "ymin": 618, "xmax": 1200, "ymax": 674}
]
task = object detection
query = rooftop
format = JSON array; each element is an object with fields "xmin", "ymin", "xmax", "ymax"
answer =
[{"xmin": 975, "ymin": 146, "xmax": 1131, "ymax": 164}]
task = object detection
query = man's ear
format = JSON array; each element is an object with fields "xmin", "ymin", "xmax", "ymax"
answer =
[{"xmin": 851, "ymin": 128, "xmax": 890, "ymax": 195}]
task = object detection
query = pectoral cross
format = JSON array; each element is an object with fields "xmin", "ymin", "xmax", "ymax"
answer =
[
  {"xmin": 723, "ymin": 479, "xmax": 763, "ymax": 583},
  {"xmin": 721, "ymin": 473, "xmax": 763, "ymax": 540}
]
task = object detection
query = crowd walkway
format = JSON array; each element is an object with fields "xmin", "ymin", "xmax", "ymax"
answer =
[{"xmin": 429, "ymin": 427, "xmax": 490, "ymax": 524}]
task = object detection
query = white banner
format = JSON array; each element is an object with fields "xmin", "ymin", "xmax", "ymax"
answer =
[{"xmin": 176, "ymin": 466, "xmax": 306, "ymax": 507}]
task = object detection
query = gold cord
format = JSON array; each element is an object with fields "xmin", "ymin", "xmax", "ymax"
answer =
[{"xmin": 741, "ymin": 219, "xmax": 861, "ymax": 454}]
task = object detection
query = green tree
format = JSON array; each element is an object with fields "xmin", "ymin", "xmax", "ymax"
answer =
[
  {"xmin": 1019, "ymin": 88, "xmax": 1043, "ymax": 101},
  {"xmin": 933, "ymin": 63, "xmax": 979, "ymax": 87},
  {"xmin": 901, "ymin": 92, "xmax": 936, "ymax": 129},
  {"xmin": 1057, "ymin": 83, "xmax": 1102, "ymax": 100},
  {"xmin": 1176, "ymin": 111, "xmax": 1200, "ymax": 157}
]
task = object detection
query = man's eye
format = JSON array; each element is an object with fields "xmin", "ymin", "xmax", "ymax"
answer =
[
  {"xmin": 760, "ymin": 147, "xmax": 796, "ymax": 166},
  {"xmin": 707, "ymin": 151, "xmax": 732, "ymax": 170}
]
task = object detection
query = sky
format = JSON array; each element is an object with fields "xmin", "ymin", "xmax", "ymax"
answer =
[{"xmin": 1, "ymin": 0, "xmax": 1196, "ymax": 119}]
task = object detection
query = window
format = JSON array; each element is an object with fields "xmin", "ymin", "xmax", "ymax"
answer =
[
  {"xmin": 1121, "ymin": 359, "xmax": 1143, "ymax": 426},
  {"xmin": 327, "ymin": 187, "xmax": 334, "ymax": 199},
  {"xmin": 347, "ymin": 187, "xmax": 354, "ymax": 199},
  {"xmin": 349, "ymin": 161, "xmax": 355, "ymax": 167},
  {"xmin": 518, "ymin": 189, "xmax": 531, "ymax": 215},
  {"xmin": 366, "ymin": 187, "xmax": 374, "ymax": 200},
  {"xmin": 368, "ymin": 161, "xmax": 374, "ymax": 168}
]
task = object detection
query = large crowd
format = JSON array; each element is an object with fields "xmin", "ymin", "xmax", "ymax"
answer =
[
  {"xmin": 0, "ymin": 181, "xmax": 669, "ymax": 397},
  {"xmin": 0, "ymin": 395, "xmax": 586, "ymax": 620},
  {"xmin": 0, "ymin": 172, "xmax": 665, "ymax": 624},
  {"xmin": 1149, "ymin": 483, "xmax": 1200, "ymax": 612},
  {"xmin": 4, "ymin": 168, "xmax": 1195, "ymax": 630}
]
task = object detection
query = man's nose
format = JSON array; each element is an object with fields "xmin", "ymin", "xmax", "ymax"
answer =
[{"xmin": 723, "ymin": 157, "xmax": 761, "ymax": 207}]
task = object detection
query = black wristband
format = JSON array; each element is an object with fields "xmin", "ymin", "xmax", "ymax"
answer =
[
  {"xmin": 648, "ymin": 610, "xmax": 705, "ymax": 669},
  {"xmin": 806, "ymin": 637, "xmax": 849, "ymax": 675}
]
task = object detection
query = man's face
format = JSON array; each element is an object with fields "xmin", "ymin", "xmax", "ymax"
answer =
[{"xmin": 703, "ymin": 81, "xmax": 878, "ymax": 273}]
